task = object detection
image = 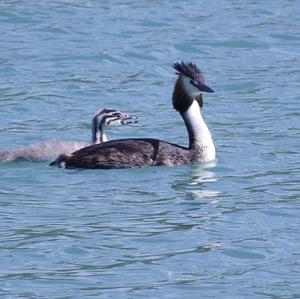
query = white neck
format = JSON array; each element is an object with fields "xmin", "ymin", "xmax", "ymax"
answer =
[
  {"xmin": 100, "ymin": 131, "xmax": 108, "ymax": 143},
  {"xmin": 181, "ymin": 100, "xmax": 215, "ymax": 160},
  {"xmin": 92, "ymin": 127, "xmax": 108, "ymax": 144},
  {"xmin": 92, "ymin": 118, "xmax": 108, "ymax": 145}
]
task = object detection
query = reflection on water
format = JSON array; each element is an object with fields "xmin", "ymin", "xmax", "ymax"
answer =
[{"xmin": 172, "ymin": 161, "xmax": 221, "ymax": 201}]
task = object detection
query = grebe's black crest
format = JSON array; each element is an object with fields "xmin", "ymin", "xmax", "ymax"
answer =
[
  {"xmin": 173, "ymin": 61, "xmax": 204, "ymax": 81},
  {"xmin": 173, "ymin": 61, "xmax": 214, "ymax": 93}
]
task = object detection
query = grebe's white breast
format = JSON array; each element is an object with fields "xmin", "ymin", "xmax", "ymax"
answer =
[{"xmin": 183, "ymin": 100, "xmax": 215, "ymax": 162}]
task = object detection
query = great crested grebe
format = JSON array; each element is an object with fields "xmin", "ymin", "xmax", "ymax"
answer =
[
  {"xmin": 0, "ymin": 109, "xmax": 136, "ymax": 162},
  {"xmin": 91, "ymin": 108, "xmax": 137, "ymax": 144},
  {"xmin": 50, "ymin": 61, "xmax": 215, "ymax": 169}
]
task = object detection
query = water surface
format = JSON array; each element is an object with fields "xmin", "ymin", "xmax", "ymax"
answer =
[{"xmin": 0, "ymin": 0, "xmax": 300, "ymax": 298}]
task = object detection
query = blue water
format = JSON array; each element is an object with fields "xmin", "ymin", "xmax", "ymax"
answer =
[{"xmin": 1, "ymin": 0, "xmax": 300, "ymax": 298}]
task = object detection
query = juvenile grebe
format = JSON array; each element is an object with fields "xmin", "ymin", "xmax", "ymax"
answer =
[
  {"xmin": 50, "ymin": 61, "xmax": 215, "ymax": 169},
  {"xmin": 0, "ymin": 109, "xmax": 136, "ymax": 162},
  {"xmin": 91, "ymin": 108, "xmax": 137, "ymax": 144}
]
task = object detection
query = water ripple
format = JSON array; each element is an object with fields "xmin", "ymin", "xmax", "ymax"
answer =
[{"xmin": 1, "ymin": 0, "xmax": 300, "ymax": 298}]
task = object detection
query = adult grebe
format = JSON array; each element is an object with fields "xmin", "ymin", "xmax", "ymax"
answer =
[
  {"xmin": 0, "ymin": 109, "xmax": 136, "ymax": 162},
  {"xmin": 50, "ymin": 61, "xmax": 215, "ymax": 169}
]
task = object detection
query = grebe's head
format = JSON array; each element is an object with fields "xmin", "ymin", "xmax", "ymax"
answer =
[
  {"xmin": 173, "ymin": 61, "xmax": 214, "ymax": 96},
  {"xmin": 93, "ymin": 108, "xmax": 137, "ymax": 127},
  {"xmin": 172, "ymin": 61, "xmax": 214, "ymax": 112},
  {"xmin": 91, "ymin": 108, "xmax": 138, "ymax": 144}
]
